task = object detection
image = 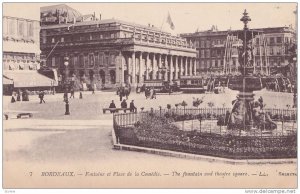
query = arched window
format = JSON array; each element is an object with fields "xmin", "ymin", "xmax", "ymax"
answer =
[
  {"xmin": 99, "ymin": 70, "xmax": 105, "ymax": 84},
  {"xmin": 110, "ymin": 70, "xmax": 116, "ymax": 84},
  {"xmin": 89, "ymin": 70, "xmax": 94, "ymax": 81}
]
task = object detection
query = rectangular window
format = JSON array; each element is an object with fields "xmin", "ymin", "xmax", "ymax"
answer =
[
  {"xmin": 61, "ymin": 37, "xmax": 64, "ymax": 42},
  {"xmin": 200, "ymin": 40, "xmax": 205, "ymax": 48},
  {"xmin": 69, "ymin": 55, "xmax": 73, "ymax": 67},
  {"xmin": 73, "ymin": 56, "xmax": 78, "ymax": 67},
  {"xmin": 99, "ymin": 54, "xmax": 104, "ymax": 66},
  {"xmin": 18, "ymin": 21, "xmax": 24, "ymax": 36},
  {"xmin": 110, "ymin": 54, "xmax": 116, "ymax": 64},
  {"xmin": 206, "ymin": 40, "xmax": 210, "ymax": 48},
  {"xmin": 51, "ymin": 57, "xmax": 55, "ymax": 67},
  {"xmin": 28, "ymin": 22, "xmax": 34, "ymax": 37},
  {"xmin": 84, "ymin": 55, "xmax": 88, "ymax": 66},
  {"xmin": 55, "ymin": 56, "xmax": 60, "ymax": 68},
  {"xmin": 9, "ymin": 19, "xmax": 15, "ymax": 35},
  {"xmin": 211, "ymin": 60, "xmax": 215, "ymax": 67},
  {"xmin": 205, "ymin": 50, "xmax": 210, "ymax": 58},
  {"xmin": 270, "ymin": 37, "xmax": 275, "ymax": 44},
  {"xmin": 79, "ymin": 55, "xmax": 84, "ymax": 67},
  {"xmin": 200, "ymin": 61, "xmax": 204, "ymax": 69},
  {"xmin": 277, "ymin": 37, "xmax": 282, "ymax": 43},
  {"xmin": 95, "ymin": 53, "xmax": 99, "ymax": 66},
  {"xmin": 89, "ymin": 54, "xmax": 94, "ymax": 67},
  {"xmin": 270, "ymin": 47, "xmax": 274, "ymax": 55},
  {"xmin": 201, "ymin": 50, "xmax": 205, "ymax": 58},
  {"xmin": 52, "ymin": 37, "xmax": 55, "ymax": 43},
  {"xmin": 256, "ymin": 38, "xmax": 259, "ymax": 45}
]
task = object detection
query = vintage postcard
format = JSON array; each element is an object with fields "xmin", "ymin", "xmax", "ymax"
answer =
[{"xmin": 2, "ymin": 2, "xmax": 298, "ymax": 191}]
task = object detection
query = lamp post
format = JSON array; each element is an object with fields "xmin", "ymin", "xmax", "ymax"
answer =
[{"xmin": 64, "ymin": 56, "xmax": 70, "ymax": 115}]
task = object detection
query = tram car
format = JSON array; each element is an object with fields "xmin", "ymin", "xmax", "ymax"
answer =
[
  {"xmin": 179, "ymin": 75, "xmax": 207, "ymax": 93},
  {"xmin": 138, "ymin": 80, "xmax": 181, "ymax": 94}
]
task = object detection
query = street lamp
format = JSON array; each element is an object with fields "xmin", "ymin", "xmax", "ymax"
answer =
[{"xmin": 64, "ymin": 56, "xmax": 70, "ymax": 115}]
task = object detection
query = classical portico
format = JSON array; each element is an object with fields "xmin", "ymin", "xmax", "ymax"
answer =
[{"xmin": 119, "ymin": 47, "xmax": 197, "ymax": 86}]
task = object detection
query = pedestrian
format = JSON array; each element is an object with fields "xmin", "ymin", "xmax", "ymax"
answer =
[
  {"xmin": 17, "ymin": 89, "xmax": 21, "ymax": 101},
  {"xmin": 130, "ymin": 100, "xmax": 137, "ymax": 113},
  {"xmin": 109, "ymin": 100, "xmax": 116, "ymax": 113},
  {"xmin": 25, "ymin": 90, "xmax": 29, "ymax": 101},
  {"xmin": 121, "ymin": 99, "xmax": 127, "ymax": 113},
  {"xmin": 152, "ymin": 89, "xmax": 156, "ymax": 99},
  {"xmin": 70, "ymin": 88, "xmax": 75, "ymax": 98},
  {"xmin": 119, "ymin": 87, "xmax": 123, "ymax": 101},
  {"xmin": 145, "ymin": 87, "xmax": 150, "ymax": 99},
  {"xmin": 11, "ymin": 91, "xmax": 16, "ymax": 103},
  {"xmin": 38, "ymin": 90, "xmax": 45, "ymax": 104},
  {"xmin": 91, "ymin": 83, "xmax": 96, "ymax": 94}
]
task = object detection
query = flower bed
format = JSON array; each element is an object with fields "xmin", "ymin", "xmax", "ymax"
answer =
[{"xmin": 115, "ymin": 115, "xmax": 297, "ymax": 159}]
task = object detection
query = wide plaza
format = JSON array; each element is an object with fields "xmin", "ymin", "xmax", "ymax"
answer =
[{"xmin": 3, "ymin": 90, "xmax": 297, "ymax": 188}]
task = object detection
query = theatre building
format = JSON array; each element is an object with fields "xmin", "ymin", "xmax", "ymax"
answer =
[
  {"xmin": 3, "ymin": 16, "xmax": 57, "ymax": 95},
  {"xmin": 40, "ymin": 4, "xmax": 197, "ymax": 90}
]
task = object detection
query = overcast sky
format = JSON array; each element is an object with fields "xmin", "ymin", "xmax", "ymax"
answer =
[{"xmin": 3, "ymin": 2, "xmax": 297, "ymax": 35}]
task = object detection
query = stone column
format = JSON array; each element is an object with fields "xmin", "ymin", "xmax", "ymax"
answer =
[
  {"xmin": 153, "ymin": 54, "xmax": 157, "ymax": 80},
  {"xmin": 158, "ymin": 54, "xmax": 162, "ymax": 80},
  {"xmin": 174, "ymin": 55, "xmax": 178, "ymax": 80},
  {"xmin": 139, "ymin": 52, "xmax": 143, "ymax": 84},
  {"xmin": 169, "ymin": 55, "xmax": 173, "ymax": 82},
  {"xmin": 145, "ymin": 52, "xmax": 150, "ymax": 80},
  {"xmin": 184, "ymin": 57, "xmax": 188, "ymax": 76},
  {"xmin": 116, "ymin": 52, "xmax": 121, "ymax": 85},
  {"xmin": 165, "ymin": 55, "xmax": 168, "ymax": 81},
  {"xmin": 131, "ymin": 52, "xmax": 136, "ymax": 85},
  {"xmin": 189, "ymin": 57, "xmax": 193, "ymax": 76},
  {"xmin": 180, "ymin": 56, "xmax": 184, "ymax": 76},
  {"xmin": 194, "ymin": 58, "xmax": 197, "ymax": 75}
]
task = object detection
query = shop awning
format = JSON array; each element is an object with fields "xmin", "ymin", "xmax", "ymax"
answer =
[
  {"xmin": 3, "ymin": 76, "xmax": 13, "ymax": 85},
  {"xmin": 3, "ymin": 71, "xmax": 57, "ymax": 88}
]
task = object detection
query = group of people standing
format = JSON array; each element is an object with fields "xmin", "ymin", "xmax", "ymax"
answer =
[
  {"xmin": 11, "ymin": 89, "xmax": 29, "ymax": 103},
  {"xmin": 145, "ymin": 87, "xmax": 156, "ymax": 99},
  {"xmin": 117, "ymin": 85, "xmax": 131, "ymax": 101}
]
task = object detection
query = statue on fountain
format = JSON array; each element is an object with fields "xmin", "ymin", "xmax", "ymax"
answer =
[
  {"xmin": 228, "ymin": 96, "xmax": 277, "ymax": 131},
  {"xmin": 227, "ymin": 10, "xmax": 277, "ymax": 132},
  {"xmin": 238, "ymin": 40, "xmax": 254, "ymax": 70}
]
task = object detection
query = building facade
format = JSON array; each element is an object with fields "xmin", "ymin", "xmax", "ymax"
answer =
[
  {"xmin": 40, "ymin": 4, "xmax": 197, "ymax": 90},
  {"xmin": 181, "ymin": 26, "xmax": 296, "ymax": 76},
  {"xmin": 3, "ymin": 16, "xmax": 58, "ymax": 95},
  {"xmin": 3, "ymin": 16, "xmax": 40, "ymax": 71}
]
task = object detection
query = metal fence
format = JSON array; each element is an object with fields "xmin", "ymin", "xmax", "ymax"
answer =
[{"xmin": 113, "ymin": 108, "xmax": 297, "ymax": 127}]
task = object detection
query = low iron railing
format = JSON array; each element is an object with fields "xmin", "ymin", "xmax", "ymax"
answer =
[{"xmin": 113, "ymin": 108, "xmax": 297, "ymax": 127}]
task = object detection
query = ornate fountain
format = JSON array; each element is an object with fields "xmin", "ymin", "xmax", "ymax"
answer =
[
  {"xmin": 112, "ymin": 9, "xmax": 297, "ymax": 160},
  {"xmin": 227, "ymin": 10, "xmax": 276, "ymax": 131}
]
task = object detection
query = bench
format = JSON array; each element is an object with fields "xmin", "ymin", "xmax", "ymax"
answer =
[
  {"xmin": 17, "ymin": 113, "xmax": 33, "ymax": 119},
  {"xmin": 103, "ymin": 108, "xmax": 131, "ymax": 114}
]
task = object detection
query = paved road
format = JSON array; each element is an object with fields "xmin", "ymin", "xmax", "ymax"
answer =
[{"xmin": 3, "ymin": 90, "xmax": 297, "ymax": 188}]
